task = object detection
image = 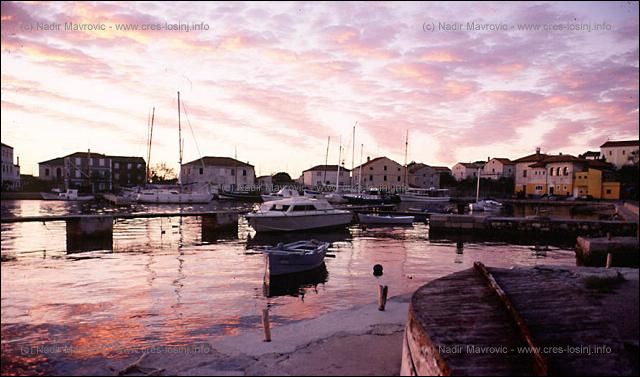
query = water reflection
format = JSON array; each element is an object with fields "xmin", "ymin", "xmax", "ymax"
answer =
[
  {"xmin": 263, "ymin": 263, "xmax": 329, "ymax": 299},
  {"xmin": 1, "ymin": 199, "xmax": 580, "ymax": 375}
]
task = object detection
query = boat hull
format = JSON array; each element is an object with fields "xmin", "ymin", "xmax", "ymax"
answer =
[
  {"xmin": 247, "ymin": 212, "xmax": 353, "ymax": 232},
  {"xmin": 136, "ymin": 192, "xmax": 213, "ymax": 203},
  {"xmin": 357, "ymin": 213, "xmax": 414, "ymax": 224},
  {"xmin": 266, "ymin": 249, "xmax": 327, "ymax": 276},
  {"xmin": 398, "ymin": 194, "xmax": 450, "ymax": 203}
]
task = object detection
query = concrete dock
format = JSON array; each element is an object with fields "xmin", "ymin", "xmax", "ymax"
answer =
[
  {"xmin": 428, "ymin": 214, "xmax": 638, "ymax": 243},
  {"xmin": 401, "ymin": 265, "xmax": 638, "ymax": 376},
  {"xmin": 576, "ymin": 236, "xmax": 639, "ymax": 267}
]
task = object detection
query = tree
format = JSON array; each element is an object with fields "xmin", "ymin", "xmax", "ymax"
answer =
[
  {"xmin": 272, "ymin": 172, "xmax": 294, "ymax": 186},
  {"xmin": 150, "ymin": 163, "xmax": 178, "ymax": 184}
]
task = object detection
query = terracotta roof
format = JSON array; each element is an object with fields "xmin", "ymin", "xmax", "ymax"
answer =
[
  {"xmin": 182, "ymin": 156, "xmax": 254, "ymax": 168},
  {"xmin": 528, "ymin": 154, "xmax": 584, "ymax": 168},
  {"xmin": 587, "ymin": 160, "xmax": 615, "ymax": 170},
  {"xmin": 432, "ymin": 166, "xmax": 452, "ymax": 172},
  {"xmin": 303, "ymin": 164, "xmax": 350, "ymax": 172},
  {"xmin": 455, "ymin": 162, "xmax": 484, "ymax": 169},
  {"xmin": 38, "ymin": 157, "xmax": 64, "ymax": 165},
  {"xmin": 491, "ymin": 158, "xmax": 513, "ymax": 164},
  {"xmin": 408, "ymin": 163, "xmax": 434, "ymax": 174},
  {"xmin": 600, "ymin": 140, "xmax": 639, "ymax": 148},
  {"xmin": 353, "ymin": 156, "xmax": 402, "ymax": 170},
  {"xmin": 512, "ymin": 153, "xmax": 548, "ymax": 163}
]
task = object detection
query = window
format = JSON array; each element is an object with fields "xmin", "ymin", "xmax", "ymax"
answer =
[
  {"xmin": 523, "ymin": 170, "xmax": 527, "ymax": 177},
  {"xmin": 114, "ymin": 162, "xmax": 120, "ymax": 169},
  {"xmin": 369, "ymin": 175, "xmax": 373, "ymax": 181},
  {"xmin": 75, "ymin": 170, "xmax": 81, "ymax": 178},
  {"xmin": 397, "ymin": 176, "xmax": 401, "ymax": 182},
  {"xmin": 563, "ymin": 167, "xmax": 568, "ymax": 176},
  {"xmin": 609, "ymin": 151, "xmax": 612, "ymax": 155},
  {"xmin": 115, "ymin": 173, "xmax": 120, "ymax": 180},
  {"xmin": 549, "ymin": 168, "xmax": 553, "ymax": 176},
  {"xmin": 316, "ymin": 171, "xmax": 321, "ymax": 176},
  {"xmin": 89, "ymin": 158, "xmax": 94, "ymax": 166},
  {"xmin": 398, "ymin": 167, "xmax": 401, "ymax": 172},
  {"xmin": 199, "ymin": 168, "xmax": 203, "ymax": 175},
  {"xmin": 45, "ymin": 168, "xmax": 50, "ymax": 176},
  {"xmin": 384, "ymin": 165, "xmax": 387, "ymax": 171},
  {"xmin": 292, "ymin": 205, "xmax": 316, "ymax": 211},
  {"xmin": 606, "ymin": 189, "xmax": 612, "ymax": 194},
  {"xmin": 126, "ymin": 162, "xmax": 131, "ymax": 169},
  {"xmin": 75, "ymin": 157, "xmax": 81, "ymax": 165},
  {"xmin": 383, "ymin": 175, "xmax": 387, "ymax": 181},
  {"xmin": 369, "ymin": 167, "xmax": 373, "ymax": 171},
  {"xmin": 243, "ymin": 169, "xmax": 247, "ymax": 176},
  {"xmin": 622, "ymin": 150, "xmax": 626, "ymax": 155},
  {"xmin": 231, "ymin": 169, "xmax": 235, "ymax": 176}
]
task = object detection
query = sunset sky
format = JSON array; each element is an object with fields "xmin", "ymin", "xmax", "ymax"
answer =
[{"xmin": 1, "ymin": 1, "xmax": 638, "ymax": 178}]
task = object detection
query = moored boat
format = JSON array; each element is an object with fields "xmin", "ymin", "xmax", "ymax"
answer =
[
  {"xmin": 261, "ymin": 187, "xmax": 300, "ymax": 202},
  {"xmin": 469, "ymin": 199, "xmax": 503, "ymax": 212},
  {"xmin": 246, "ymin": 197, "xmax": 353, "ymax": 232},
  {"xmin": 41, "ymin": 189, "xmax": 94, "ymax": 201},
  {"xmin": 399, "ymin": 188, "xmax": 450, "ymax": 203},
  {"xmin": 357, "ymin": 213, "xmax": 414, "ymax": 225},
  {"xmin": 263, "ymin": 239, "xmax": 330, "ymax": 276}
]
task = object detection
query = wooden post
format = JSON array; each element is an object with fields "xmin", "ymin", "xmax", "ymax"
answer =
[
  {"xmin": 606, "ymin": 253, "xmax": 613, "ymax": 268},
  {"xmin": 378, "ymin": 285, "xmax": 388, "ymax": 311},
  {"xmin": 261, "ymin": 308, "xmax": 271, "ymax": 342}
]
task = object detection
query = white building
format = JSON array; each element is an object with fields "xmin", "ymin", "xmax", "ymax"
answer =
[
  {"xmin": 352, "ymin": 157, "xmax": 405, "ymax": 189},
  {"xmin": 407, "ymin": 163, "xmax": 440, "ymax": 188},
  {"xmin": 180, "ymin": 156, "xmax": 255, "ymax": 190},
  {"xmin": 451, "ymin": 162, "xmax": 484, "ymax": 181},
  {"xmin": 301, "ymin": 164, "xmax": 350, "ymax": 188},
  {"xmin": 600, "ymin": 140, "xmax": 639, "ymax": 169},
  {"xmin": 1, "ymin": 143, "xmax": 20, "ymax": 190},
  {"xmin": 482, "ymin": 158, "xmax": 515, "ymax": 180}
]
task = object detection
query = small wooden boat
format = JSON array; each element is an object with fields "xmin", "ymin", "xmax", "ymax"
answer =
[
  {"xmin": 263, "ymin": 240, "xmax": 330, "ymax": 276},
  {"xmin": 357, "ymin": 213, "xmax": 414, "ymax": 225}
]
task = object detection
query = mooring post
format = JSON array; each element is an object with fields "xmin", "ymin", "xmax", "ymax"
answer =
[
  {"xmin": 378, "ymin": 285, "xmax": 388, "ymax": 311},
  {"xmin": 606, "ymin": 253, "xmax": 613, "ymax": 268},
  {"xmin": 262, "ymin": 308, "xmax": 272, "ymax": 342}
]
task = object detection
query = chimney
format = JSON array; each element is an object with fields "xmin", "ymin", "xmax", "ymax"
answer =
[
  {"xmin": 559, "ymin": 152, "xmax": 563, "ymax": 156},
  {"xmin": 536, "ymin": 147, "xmax": 540, "ymax": 158},
  {"xmin": 367, "ymin": 156, "xmax": 370, "ymax": 162},
  {"xmin": 487, "ymin": 156, "xmax": 490, "ymax": 162},
  {"xmin": 16, "ymin": 156, "xmax": 19, "ymax": 166}
]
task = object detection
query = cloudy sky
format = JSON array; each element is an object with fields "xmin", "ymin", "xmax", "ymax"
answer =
[{"xmin": 1, "ymin": 1, "xmax": 638, "ymax": 177}]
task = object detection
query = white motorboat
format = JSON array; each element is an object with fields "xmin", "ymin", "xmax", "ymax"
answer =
[
  {"xmin": 469, "ymin": 199, "xmax": 503, "ymax": 212},
  {"xmin": 136, "ymin": 189, "xmax": 213, "ymax": 204},
  {"xmin": 261, "ymin": 187, "xmax": 300, "ymax": 202},
  {"xmin": 399, "ymin": 188, "xmax": 450, "ymax": 203},
  {"xmin": 303, "ymin": 189, "xmax": 324, "ymax": 199},
  {"xmin": 41, "ymin": 189, "xmax": 94, "ymax": 201},
  {"xmin": 246, "ymin": 197, "xmax": 353, "ymax": 232},
  {"xmin": 263, "ymin": 239, "xmax": 330, "ymax": 276},
  {"xmin": 357, "ymin": 213, "xmax": 414, "ymax": 225}
]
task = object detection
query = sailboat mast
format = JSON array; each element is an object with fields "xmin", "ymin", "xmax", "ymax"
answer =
[
  {"xmin": 403, "ymin": 129, "xmax": 409, "ymax": 189},
  {"xmin": 476, "ymin": 166, "xmax": 481, "ymax": 203},
  {"xmin": 336, "ymin": 138, "xmax": 341, "ymax": 191},
  {"xmin": 323, "ymin": 136, "xmax": 330, "ymax": 185},
  {"xmin": 146, "ymin": 107, "xmax": 155, "ymax": 183},
  {"xmin": 351, "ymin": 121, "xmax": 356, "ymax": 190},
  {"xmin": 359, "ymin": 144, "xmax": 363, "ymax": 191},
  {"xmin": 177, "ymin": 91, "xmax": 183, "ymax": 185}
]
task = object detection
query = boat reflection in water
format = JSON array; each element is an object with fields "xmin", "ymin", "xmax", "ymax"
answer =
[
  {"xmin": 263, "ymin": 263, "xmax": 329, "ymax": 298},
  {"xmin": 247, "ymin": 228, "xmax": 351, "ymax": 249}
]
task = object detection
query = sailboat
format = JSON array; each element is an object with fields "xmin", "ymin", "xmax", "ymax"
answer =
[
  {"xmin": 468, "ymin": 166, "xmax": 502, "ymax": 212},
  {"xmin": 137, "ymin": 92, "xmax": 213, "ymax": 204}
]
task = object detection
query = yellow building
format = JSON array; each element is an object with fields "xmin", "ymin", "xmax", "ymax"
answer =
[
  {"xmin": 514, "ymin": 152, "xmax": 621, "ymax": 199},
  {"xmin": 572, "ymin": 166, "xmax": 620, "ymax": 200}
]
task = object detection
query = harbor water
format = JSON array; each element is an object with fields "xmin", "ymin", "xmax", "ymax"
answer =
[{"xmin": 1, "ymin": 200, "xmax": 578, "ymax": 375}]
